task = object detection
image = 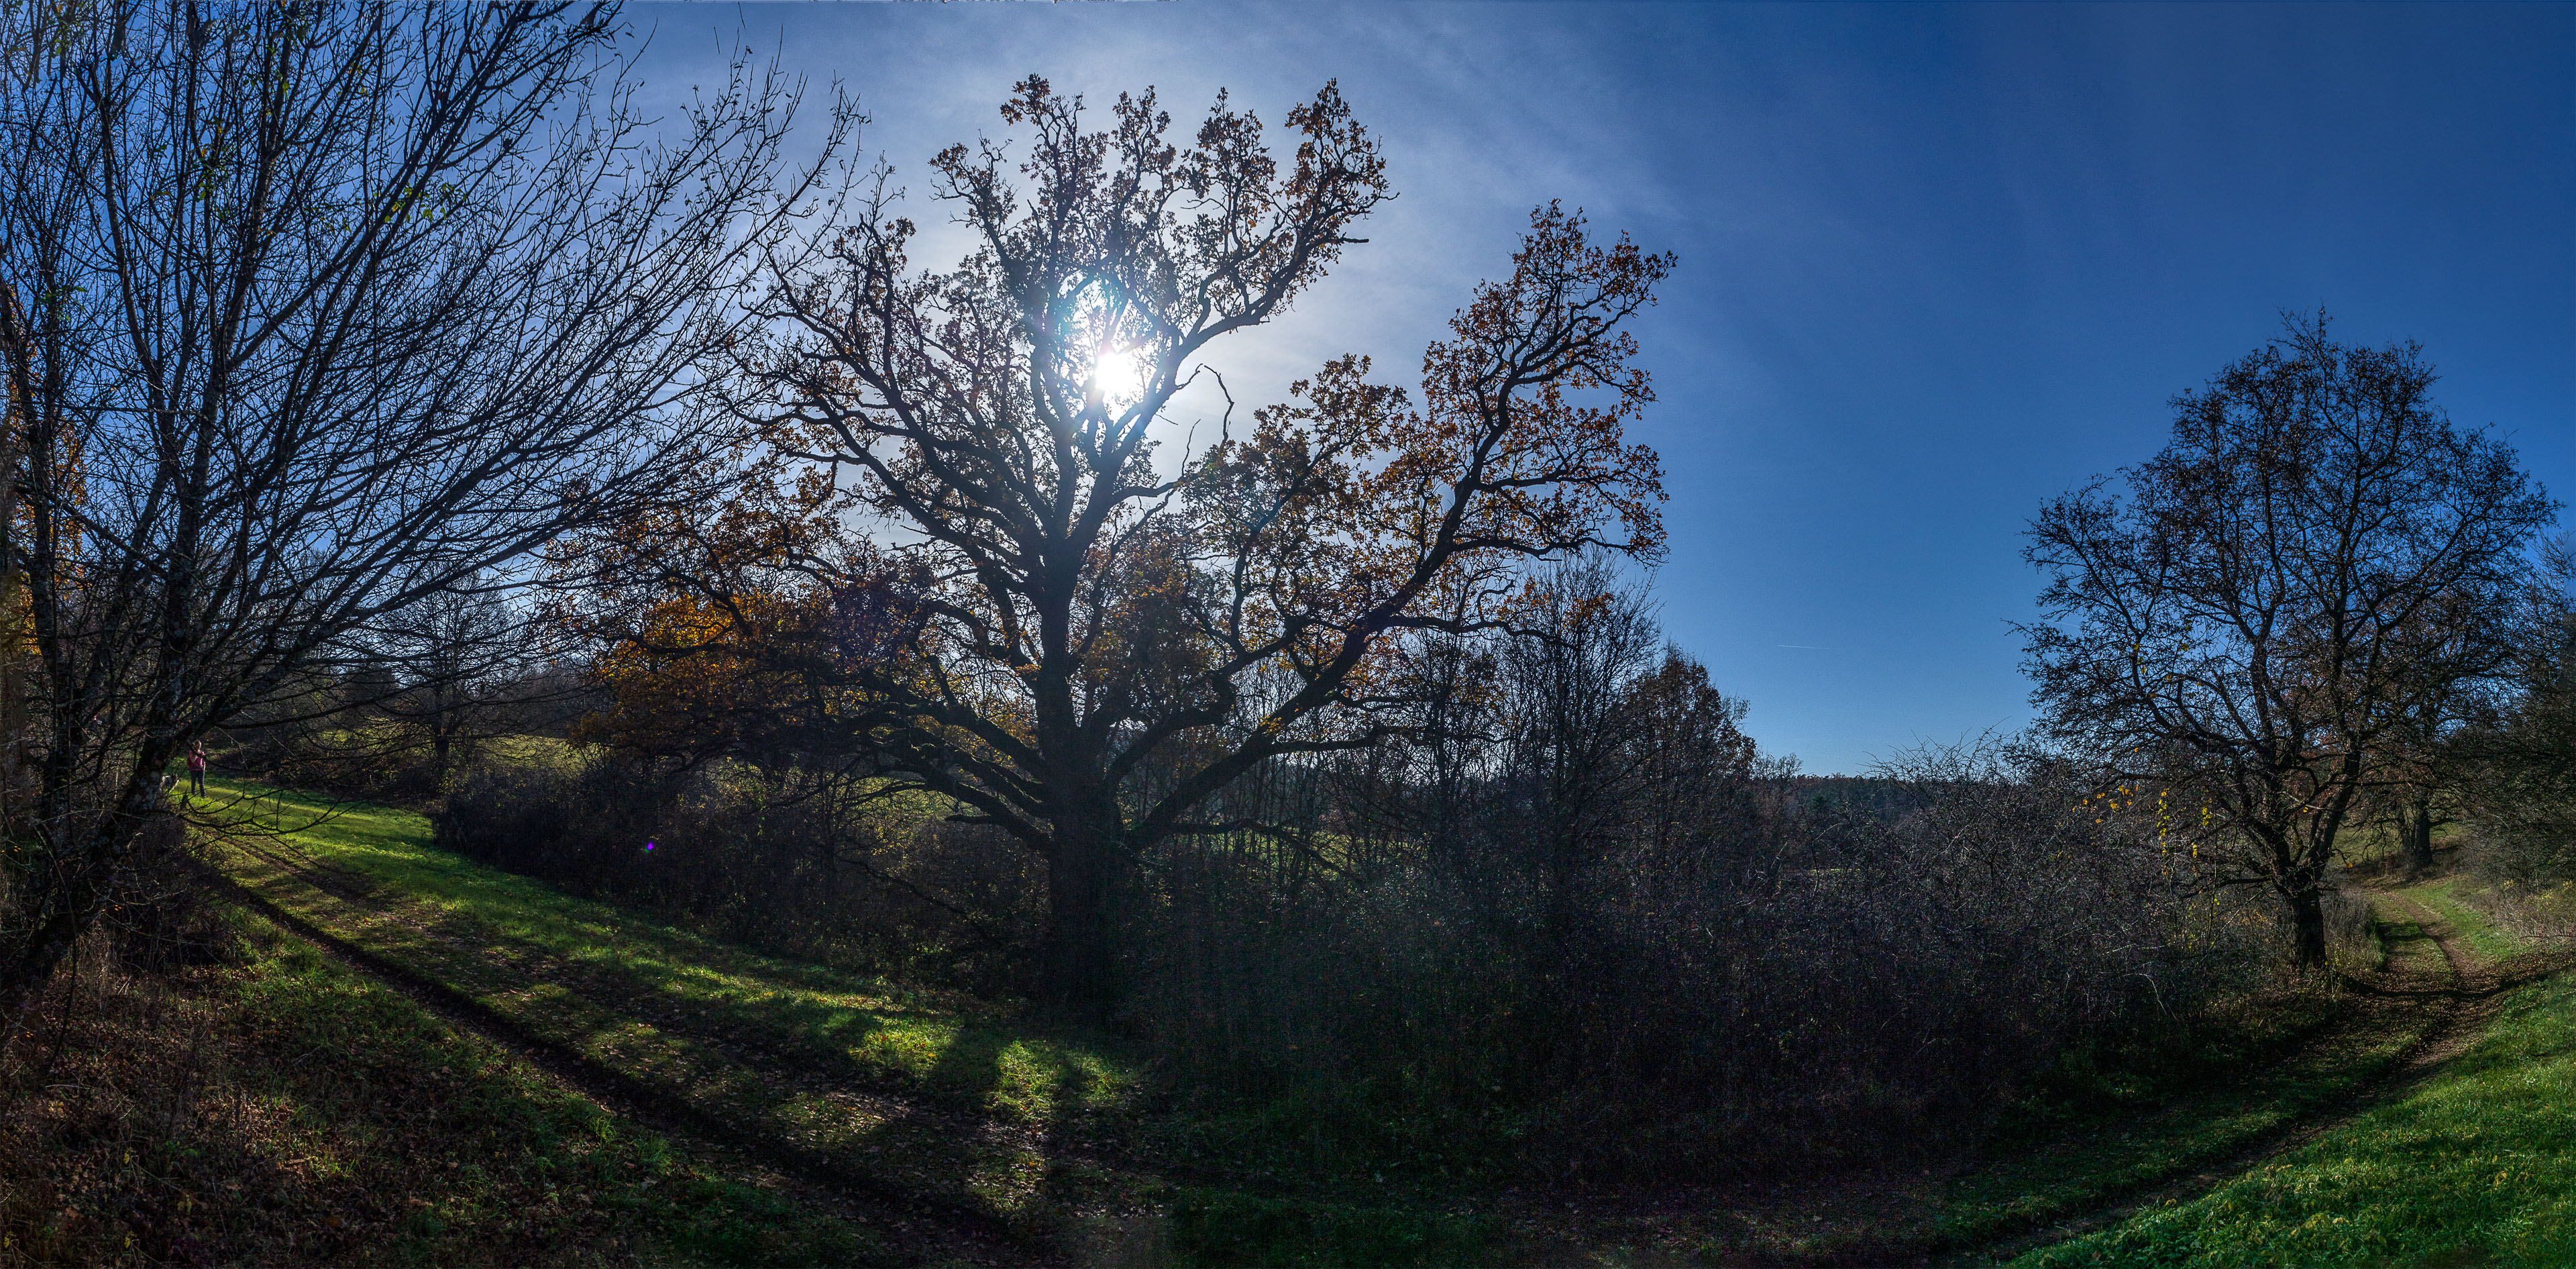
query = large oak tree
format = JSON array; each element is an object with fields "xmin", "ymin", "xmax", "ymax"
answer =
[{"xmin": 661, "ymin": 79, "xmax": 1673, "ymax": 1015}]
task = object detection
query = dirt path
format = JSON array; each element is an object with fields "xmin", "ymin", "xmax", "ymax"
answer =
[
  {"xmin": 1939, "ymin": 887, "xmax": 2559, "ymax": 1266},
  {"xmin": 200, "ymin": 840, "xmax": 1055, "ymax": 1266}
]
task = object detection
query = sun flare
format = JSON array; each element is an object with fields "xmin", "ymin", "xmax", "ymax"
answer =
[{"xmin": 1089, "ymin": 347, "xmax": 1148, "ymax": 402}]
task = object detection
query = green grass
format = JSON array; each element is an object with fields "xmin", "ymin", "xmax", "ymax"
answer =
[
  {"xmin": 221, "ymin": 909, "xmax": 887, "ymax": 1267},
  {"xmin": 0, "ymin": 903, "xmax": 883, "ymax": 1268},
  {"xmin": 205, "ymin": 775, "xmax": 1135, "ymax": 1125},
  {"xmin": 201, "ymin": 776, "xmax": 1139, "ymax": 1229},
  {"xmin": 197, "ymin": 776, "xmax": 1497, "ymax": 1263},
  {"xmin": 1925, "ymin": 893, "xmax": 2457, "ymax": 1251},
  {"xmin": 2010, "ymin": 970, "xmax": 2576, "ymax": 1267},
  {"xmin": 2407, "ymin": 877, "xmax": 2528, "ymax": 964},
  {"xmin": 1165, "ymin": 1189, "xmax": 1499, "ymax": 1267},
  {"xmin": 206, "ymin": 772, "xmax": 2576, "ymax": 1267},
  {"xmin": 473, "ymin": 732, "xmax": 583, "ymax": 770},
  {"xmin": 2333, "ymin": 820, "xmax": 2467, "ymax": 874}
]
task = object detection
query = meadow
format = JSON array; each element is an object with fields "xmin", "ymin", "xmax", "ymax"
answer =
[{"xmin": 48, "ymin": 774, "xmax": 2540, "ymax": 1266}]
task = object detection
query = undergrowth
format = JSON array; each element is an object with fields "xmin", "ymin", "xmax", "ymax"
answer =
[{"xmin": 197, "ymin": 775, "xmax": 2567, "ymax": 1266}]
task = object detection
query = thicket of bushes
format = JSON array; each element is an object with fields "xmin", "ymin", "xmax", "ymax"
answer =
[
  {"xmin": 1122, "ymin": 739, "xmax": 2326, "ymax": 1180},
  {"xmin": 419, "ymin": 578, "xmax": 2345, "ymax": 1180},
  {"xmin": 425, "ymin": 739, "xmax": 2318, "ymax": 1181},
  {"xmin": 2463, "ymin": 786, "xmax": 2576, "ymax": 942},
  {"xmin": 434, "ymin": 758, "xmax": 1041, "ymax": 993},
  {"xmin": 2459, "ymin": 641, "xmax": 2576, "ymax": 940}
]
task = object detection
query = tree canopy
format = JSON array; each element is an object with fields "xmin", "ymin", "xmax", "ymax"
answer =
[
  {"xmin": 594, "ymin": 78, "xmax": 1675, "ymax": 1013},
  {"xmin": 0, "ymin": 0, "xmax": 847, "ymax": 1037},
  {"xmin": 2023, "ymin": 313, "xmax": 2557, "ymax": 964}
]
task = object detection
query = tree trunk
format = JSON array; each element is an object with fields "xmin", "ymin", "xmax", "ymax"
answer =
[
  {"xmin": 1040, "ymin": 826, "xmax": 1119, "ymax": 1023},
  {"xmin": 0, "ymin": 285, "xmax": 30, "ymax": 843},
  {"xmin": 2288, "ymin": 879, "xmax": 2329, "ymax": 969},
  {"xmin": 2401, "ymin": 797, "xmax": 2436, "ymax": 877},
  {"xmin": 1545, "ymin": 820, "xmax": 1578, "ymax": 960}
]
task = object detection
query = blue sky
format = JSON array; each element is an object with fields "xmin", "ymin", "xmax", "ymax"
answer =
[{"xmin": 632, "ymin": 2, "xmax": 2574, "ymax": 775}]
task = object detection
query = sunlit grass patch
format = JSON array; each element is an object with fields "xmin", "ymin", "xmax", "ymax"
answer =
[
  {"xmin": 1934, "ymin": 1007, "xmax": 2419, "ymax": 1250},
  {"xmin": 1929, "ymin": 891, "xmax": 2461, "ymax": 1251},
  {"xmin": 201, "ymin": 775, "xmax": 1138, "ymax": 1125},
  {"xmin": 2014, "ymin": 971, "xmax": 2576, "ymax": 1267},
  {"xmin": 198, "ymin": 774, "xmax": 1171, "ymax": 1241},
  {"xmin": 2408, "ymin": 877, "xmax": 2527, "ymax": 965}
]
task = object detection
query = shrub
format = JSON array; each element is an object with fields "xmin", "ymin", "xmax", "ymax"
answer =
[
  {"xmin": 1116, "ymin": 740, "xmax": 2280, "ymax": 1182},
  {"xmin": 433, "ymin": 755, "xmax": 1040, "ymax": 993}
]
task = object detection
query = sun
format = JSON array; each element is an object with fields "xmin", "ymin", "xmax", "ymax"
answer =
[{"xmin": 1089, "ymin": 347, "xmax": 1149, "ymax": 402}]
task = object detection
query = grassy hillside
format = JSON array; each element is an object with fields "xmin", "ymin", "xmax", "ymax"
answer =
[
  {"xmin": 0, "ymin": 905, "xmax": 887, "ymax": 1268},
  {"xmin": 1925, "ymin": 889, "xmax": 2455, "ymax": 1254},
  {"xmin": 206, "ymin": 776, "xmax": 1134, "ymax": 1127},
  {"xmin": 197, "ymin": 777, "xmax": 1501, "ymax": 1266},
  {"xmin": 2012, "ymin": 974, "xmax": 2576, "ymax": 1266},
  {"xmin": 2411, "ymin": 876, "xmax": 2529, "ymax": 964},
  {"xmin": 2008, "ymin": 879, "xmax": 2569, "ymax": 1267},
  {"xmin": 178, "ymin": 776, "xmax": 2575, "ymax": 1266}
]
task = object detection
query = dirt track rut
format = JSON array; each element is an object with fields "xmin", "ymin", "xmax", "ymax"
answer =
[
  {"xmin": 1940, "ymin": 887, "xmax": 2526, "ymax": 1266},
  {"xmin": 201, "ymin": 833, "xmax": 1053, "ymax": 1266}
]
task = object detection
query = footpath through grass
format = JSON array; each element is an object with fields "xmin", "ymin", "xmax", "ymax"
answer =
[
  {"xmin": 2411, "ymin": 876, "xmax": 2529, "ymax": 964},
  {"xmin": 201, "ymin": 778, "xmax": 1138, "ymax": 1222},
  {"xmin": 0, "ymin": 903, "xmax": 885, "ymax": 1268},
  {"xmin": 2010, "ymin": 975, "xmax": 2576, "ymax": 1266},
  {"xmin": 1911, "ymin": 889, "xmax": 2456, "ymax": 1256},
  {"xmin": 207, "ymin": 776, "xmax": 1130, "ymax": 1123},
  {"xmin": 201, "ymin": 778, "xmax": 2576, "ymax": 1266},
  {"xmin": 2007, "ymin": 877, "xmax": 2571, "ymax": 1267},
  {"xmin": 198, "ymin": 778, "xmax": 1502, "ymax": 1266}
]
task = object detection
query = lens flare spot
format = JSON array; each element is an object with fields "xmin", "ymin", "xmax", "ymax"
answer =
[{"xmin": 1090, "ymin": 348, "xmax": 1148, "ymax": 402}]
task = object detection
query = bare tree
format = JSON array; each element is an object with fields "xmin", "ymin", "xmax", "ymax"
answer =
[
  {"xmin": 704, "ymin": 79, "xmax": 1672, "ymax": 1015},
  {"xmin": 0, "ymin": 0, "xmax": 849, "ymax": 1038},
  {"xmin": 1491, "ymin": 555, "xmax": 1664, "ymax": 956},
  {"xmin": 2023, "ymin": 314, "xmax": 2556, "ymax": 965},
  {"xmin": 370, "ymin": 578, "xmax": 544, "ymax": 784}
]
